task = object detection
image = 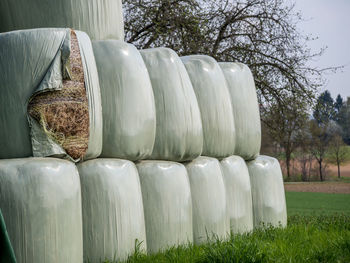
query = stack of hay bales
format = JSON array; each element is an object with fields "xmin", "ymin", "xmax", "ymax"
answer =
[
  {"xmin": 136, "ymin": 48, "xmax": 202, "ymax": 252},
  {"xmin": 220, "ymin": 62, "xmax": 287, "ymax": 228},
  {"xmin": 0, "ymin": 1, "xmax": 288, "ymax": 261},
  {"xmin": 0, "ymin": 27, "xmax": 103, "ymax": 263}
]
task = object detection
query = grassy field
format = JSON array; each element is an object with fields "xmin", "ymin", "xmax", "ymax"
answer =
[
  {"xmin": 286, "ymin": 191, "xmax": 350, "ymax": 215},
  {"xmin": 99, "ymin": 192, "xmax": 350, "ymax": 263}
]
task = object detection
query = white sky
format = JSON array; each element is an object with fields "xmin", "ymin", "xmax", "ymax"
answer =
[{"xmin": 295, "ymin": 0, "xmax": 350, "ymax": 100}]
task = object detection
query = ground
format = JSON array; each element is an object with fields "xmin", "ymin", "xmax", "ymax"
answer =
[{"xmin": 284, "ymin": 181, "xmax": 350, "ymax": 194}]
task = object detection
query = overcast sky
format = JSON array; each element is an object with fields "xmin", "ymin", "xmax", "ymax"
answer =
[{"xmin": 295, "ymin": 0, "xmax": 350, "ymax": 100}]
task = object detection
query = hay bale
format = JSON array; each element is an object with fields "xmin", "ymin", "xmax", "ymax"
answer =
[
  {"xmin": 181, "ymin": 55, "xmax": 236, "ymax": 158},
  {"xmin": 140, "ymin": 48, "xmax": 203, "ymax": 161},
  {"xmin": 92, "ymin": 40, "xmax": 156, "ymax": 160},
  {"xmin": 0, "ymin": 158, "xmax": 83, "ymax": 263},
  {"xmin": 185, "ymin": 157, "xmax": 229, "ymax": 244},
  {"xmin": 137, "ymin": 161, "xmax": 193, "ymax": 253},
  {"xmin": 0, "ymin": 0, "xmax": 124, "ymax": 40},
  {"xmin": 220, "ymin": 155, "xmax": 253, "ymax": 234},
  {"xmin": 0, "ymin": 28, "xmax": 102, "ymax": 160},
  {"xmin": 219, "ymin": 62, "xmax": 261, "ymax": 160},
  {"xmin": 247, "ymin": 155, "xmax": 287, "ymax": 228},
  {"xmin": 78, "ymin": 159, "xmax": 147, "ymax": 262}
]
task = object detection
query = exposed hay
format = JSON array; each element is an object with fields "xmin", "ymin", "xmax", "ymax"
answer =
[{"xmin": 28, "ymin": 30, "xmax": 89, "ymax": 159}]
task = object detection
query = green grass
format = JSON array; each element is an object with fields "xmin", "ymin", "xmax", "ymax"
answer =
[
  {"xmin": 99, "ymin": 192, "xmax": 350, "ymax": 263},
  {"xmin": 101, "ymin": 214, "xmax": 350, "ymax": 263},
  {"xmin": 286, "ymin": 191, "xmax": 350, "ymax": 215}
]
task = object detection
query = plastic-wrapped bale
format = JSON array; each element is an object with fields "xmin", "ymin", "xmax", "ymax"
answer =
[
  {"xmin": 185, "ymin": 157, "xmax": 229, "ymax": 244},
  {"xmin": 220, "ymin": 156, "xmax": 253, "ymax": 234},
  {"xmin": 247, "ymin": 155, "xmax": 287, "ymax": 228},
  {"xmin": 0, "ymin": 28, "xmax": 102, "ymax": 161},
  {"xmin": 219, "ymin": 62, "xmax": 261, "ymax": 160},
  {"xmin": 140, "ymin": 48, "xmax": 203, "ymax": 161},
  {"xmin": 77, "ymin": 159, "xmax": 147, "ymax": 262},
  {"xmin": 181, "ymin": 56, "xmax": 235, "ymax": 158},
  {"xmin": 0, "ymin": 158, "xmax": 83, "ymax": 263},
  {"xmin": 92, "ymin": 40, "xmax": 156, "ymax": 160},
  {"xmin": 137, "ymin": 161, "xmax": 193, "ymax": 253},
  {"xmin": 0, "ymin": 0, "xmax": 123, "ymax": 40}
]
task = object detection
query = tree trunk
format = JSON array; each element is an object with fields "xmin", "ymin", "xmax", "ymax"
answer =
[
  {"xmin": 319, "ymin": 160, "xmax": 323, "ymax": 181},
  {"xmin": 337, "ymin": 161, "xmax": 341, "ymax": 178},
  {"xmin": 286, "ymin": 154, "xmax": 291, "ymax": 178}
]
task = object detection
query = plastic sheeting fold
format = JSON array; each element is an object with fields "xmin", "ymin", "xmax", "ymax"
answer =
[
  {"xmin": 140, "ymin": 48, "xmax": 203, "ymax": 161},
  {"xmin": 219, "ymin": 62, "xmax": 261, "ymax": 160},
  {"xmin": 185, "ymin": 157, "xmax": 229, "ymax": 244},
  {"xmin": 0, "ymin": 0, "xmax": 124, "ymax": 40},
  {"xmin": 247, "ymin": 155, "xmax": 287, "ymax": 228},
  {"xmin": 92, "ymin": 40, "xmax": 156, "ymax": 160},
  {"xmin": 78, "ymin": 159, "xmax": 147, "ymax": 262},
  {"xmin": 137, "ymin": 161, "xmax": 193, "ymax": 253},
  {"xmin": 0, "ymin": 158, "xmax": 83, "ymax": 263},
  {"xmin": 220, "ymin": 156, "xmax": 253, "ymax": 234},
  {"xmin": 0, "ymin": 28, "xmax": 102, "ymax": 161},
  {"xmin": 181, "ymin": 56, "xmax": 236, "ymax": 158}
]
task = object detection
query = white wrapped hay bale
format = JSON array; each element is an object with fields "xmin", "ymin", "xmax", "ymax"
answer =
[
  {"xmin": 219, "ymin": 62, "xmax": 261, "ymax": 160},
  {"xmin": 247, "ymin": 155, "xmax": 287, "ymax": 228},
  {"xmin": 181, "ymin": 56, "xmax": 235, "ymax": 158},
  {"xmin": 220, "ymin": 156, "xmax": 253, "ymax": 234},
  {"xmin": 0, "ymin": 0, "xmax": 124, "ymax": 40},
  {"xmin": 92, "ymin": 40, "xmax": 156, "ymax": 160},
  {"xmin": 137, "ymin": 161, "xmax": 193, "ymax": 253},
  {"xmin": 140, "ymin": 48, "xmax": 203, "ymax": 161},
  {"xmin": 185, "ymin": 157, "xmax": 229, "ymax": 244},
  {"xmin": 0, "ymin": 28, "xmax": 102, "ymax": 161},
  {"xmin": 0, "ymin": 158, "xmax": 83, "ymax": 263},
  {"xmin": 77, "ymin": 159, "xmax": 147, "ymax": 262}
]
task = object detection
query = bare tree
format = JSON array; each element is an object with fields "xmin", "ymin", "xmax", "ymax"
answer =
[
  {"xmin": 309, "ymin": 121, "xmax": 333, "ymax": 181},
  {"xmin": 124, "ymin": 0, "xmax": 338, "ymax": 108},
  {"xmin": 262, "ymin": 94, "xmax": 308, "ymax": 178},
  {"xmin": 328, "ymin": 134, "xmax": 349, "ymax": 178}
]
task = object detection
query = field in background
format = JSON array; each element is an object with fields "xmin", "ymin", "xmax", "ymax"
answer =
[{"xmin": 286, "ymin": 191, "xmax": 350, "ymax": 215}]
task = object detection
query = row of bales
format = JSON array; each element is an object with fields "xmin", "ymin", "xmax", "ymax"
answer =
[{"xmin": 0, "ymin": 1, "xmax": 287, "ymax": 262}]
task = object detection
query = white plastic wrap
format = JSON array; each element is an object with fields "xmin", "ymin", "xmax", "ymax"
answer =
[
  {"xmin": 0, "ymin": 0, "xmax": 124, "ymax": 40},
  {"xmin": 140, "ymin": 48, "xmax": 203, "ymax": 161},
  {"xmin": 219, "ymin": 62, "xmax": 261, "ymax": 160},
  {"xmin": 247, "ymin": 155, "xmax": 287, "ymax": 228},
  {"xmin": 181, "ymin": 56, "xmax": 235, "ymax": 158},
  {"xmin": 136, "ymin": 161, "xmax": 193, "ymax": 253},
  {"xmin": 185, "ymin": 157, "xmax": 229, "ymax": 244},
  {"xmin": 92, "ymin": 40, "xmax": 156, "ymax": 160},
  {"xmin": 220, "ymin": 156, "xmax": 253, "ymax": 234},
  {"xmin": 77, "ymin": 159, "xmax": 147, "ymax": 262},
  {"xmin": 0, "ymin": 158, "xmax": 83, "ymax": 263}
]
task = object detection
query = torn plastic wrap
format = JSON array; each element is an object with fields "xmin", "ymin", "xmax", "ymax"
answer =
[
  {"xmin": 185, "ymin": 157, "xmax": 229, "ymax": 244},
  {"xmin": 181, "ymin": 56, "xmax": 236, "ymax": 158},
  {"xmin": 220, "ymin": 156, "xmax": 253, "ymax": 234},
  {"xmin": 140, "ymin": 48, "xmax": 203, "ymax": 161},
  {"xmin": 247, "ymin": 155, "xmax": 287, "ymax": 228},
  {"xmin": 136, "ymin": 161, "xmax": 193, "ymax": 253},
  {"xmin": 77, "ymin": 159, "xmax": 147, "ymax": 262},
  {"xmin": 0, "ymin": 28, "xmax": 102, "ymax": 161},
  {"xmin": 219, "ymin": 63, "xmax": 261, "ymax": 160},
  {"xmin": 0, "ymin": 0, "xmax": 124, "ymax": 40},
  {"xmin": 92, "ymin": 40, "xmax": 156, "ymax": 160},
  {"xmin": 0, "ymin": 158, "xmax": 83, "ymax": 263}
]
